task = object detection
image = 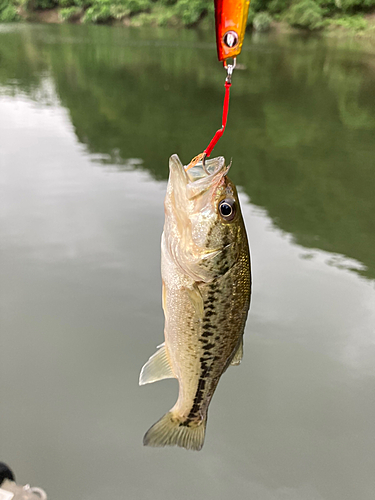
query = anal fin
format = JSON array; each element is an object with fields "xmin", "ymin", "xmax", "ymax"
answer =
[{"xmin": 139, "ymin": 343, "xmax": 175, "ymax": 385}]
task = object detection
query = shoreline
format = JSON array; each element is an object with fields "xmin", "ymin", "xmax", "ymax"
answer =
[{"xmin": 8, "ymin": 7, "xmax": 375, "ymax": 48}]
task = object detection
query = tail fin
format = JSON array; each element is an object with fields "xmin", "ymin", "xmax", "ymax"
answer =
[{"xmin": 143, "ymin": 411, "xmax": 207, "ymax": 451}]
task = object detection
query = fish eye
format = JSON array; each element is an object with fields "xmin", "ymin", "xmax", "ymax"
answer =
[{"xmin": 218, "ymin": 199, "xmax": 236, "ymax": 221}]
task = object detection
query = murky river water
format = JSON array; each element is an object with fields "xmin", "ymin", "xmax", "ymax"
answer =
[{"xmin": 1, "ymin": 23, "xmax": 375, "ymax": 500}]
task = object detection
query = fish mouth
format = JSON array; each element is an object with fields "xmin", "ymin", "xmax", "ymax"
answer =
[
  {"xmin": 169, "ymin": 154, "xmax": 230, "ymax": 200},
  {"xmin": 169, "ymin": 154, "xmax": 229, "ymax": 181},
  {"xmin": 184, "ymin": 155, "xmax": 229, "ymax": 183}
]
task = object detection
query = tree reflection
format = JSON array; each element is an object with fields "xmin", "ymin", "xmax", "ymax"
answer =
[{"xmin": 1, "ymin": 25, "xmax": 374, "ymax": 278}]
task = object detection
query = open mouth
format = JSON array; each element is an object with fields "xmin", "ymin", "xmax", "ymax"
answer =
[{"xmin": 185, "ymin": 156, "xmax": 227, "ymax": 182}]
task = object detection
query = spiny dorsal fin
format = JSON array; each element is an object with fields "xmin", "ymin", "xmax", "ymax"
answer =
[
  {"xmin": 139, "ymin": 343, "xmax": 175, "ymax": 385},
  {"xmin": 230, "ymin": 337, "xmax": 243, "ymax": 366}
]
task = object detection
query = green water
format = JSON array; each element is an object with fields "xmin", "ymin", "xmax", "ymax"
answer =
[{"xmin": 1, "ymin": 23, "xmax": 374, "ymax": 500}]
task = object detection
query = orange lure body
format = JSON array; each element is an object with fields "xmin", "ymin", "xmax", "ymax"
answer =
[{"xmin": 214, "ymin": 0, "xmax": 251, "ymax": 62}]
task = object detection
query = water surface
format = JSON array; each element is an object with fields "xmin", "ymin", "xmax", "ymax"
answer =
[{"xmin": 1, "ymin": 24, "xmax": 375, "ymax": 500}]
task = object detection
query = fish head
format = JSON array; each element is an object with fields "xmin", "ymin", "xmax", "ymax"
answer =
[{"xmin": 163, "ymin": 154, "xmax": 247, "ymax": 282}]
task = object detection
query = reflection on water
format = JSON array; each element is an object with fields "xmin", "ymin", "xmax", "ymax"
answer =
[
  {"xmin": 1, "ymin": 24, "xmax": 374, "ymax": 279},
  {"xmin": 1, "ymin": 24, "xmax": 375, "ymax": 500}
]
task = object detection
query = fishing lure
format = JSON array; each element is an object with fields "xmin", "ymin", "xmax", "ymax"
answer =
[
  {"xmin": 191, "ymin": 0, "xmax": 250, "ymax": 169},
  {"xmin": 215, "ymin": 0, "xmax": 251, "ymax": 62}
]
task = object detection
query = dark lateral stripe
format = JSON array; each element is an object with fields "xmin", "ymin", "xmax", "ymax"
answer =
[
  {"xmin": 188, "ymin": 293, "xmax": 221, "ymax": 420},
  {"xmin": 201, "ymin": 330, "xmax": 213, "ymax": 337},
  {"xmin": 203, "ymin": 342, "xmax": 215, "ymax": 350},
  {"xmin": 187, "ymin": 377, "xmax": 207, "ymax": 419}
]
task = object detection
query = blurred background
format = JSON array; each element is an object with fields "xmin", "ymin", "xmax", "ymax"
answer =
[{"xmin": 0, "ymin": 23, "xmax": 375, "ymax": 500}]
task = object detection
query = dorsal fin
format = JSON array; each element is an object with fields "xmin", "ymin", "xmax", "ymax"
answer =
[{"xmin": 139, "ymin": 343, "xmax": 175, "ymax": 385}]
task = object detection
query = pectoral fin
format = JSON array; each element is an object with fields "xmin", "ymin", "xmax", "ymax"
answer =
[
  {"xmin": 230, "ymin": 337, "xmax": 243, "ymax": 366},
  {"xmin": 139, "ymin": 343, "xmax": 175, "ymax": 385},
  {"xmin": 186, "ymin": 283, "xmax": 204, "ymax": 319}
]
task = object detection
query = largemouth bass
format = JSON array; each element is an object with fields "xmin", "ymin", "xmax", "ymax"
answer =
[{"xmin": 139, "ymin": 154, "xmax": 251, "ymax": 451}]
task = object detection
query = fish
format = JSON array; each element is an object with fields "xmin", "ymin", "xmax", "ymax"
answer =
[{"xmin": 139, "ymin": 154, "xmax": 251, "ymax": 451}]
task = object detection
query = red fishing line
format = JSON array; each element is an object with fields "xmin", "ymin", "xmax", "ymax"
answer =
[{"xmin": 204, "ymin": 81, "xmax": 231, "ymax": 159}]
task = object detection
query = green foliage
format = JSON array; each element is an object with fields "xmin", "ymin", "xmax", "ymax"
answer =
[
  {"xmin": 173, "ymin": 0, "xmax": 213, "ymax": 26},
  {"xmin": 268, "ymin": 0, "xmax": 291, "ymax": 13},
  {"xmin": 73, "ymin": 0, "xmax": 92, "ymax": 8},
  {"xmin": 285, "ymin": 0, "xmax": 324, "ymax": 30},
  {"xmin": 335, "ymin": 0, "xmax": 375, "ymax": 10},
  {"xmin": 59, "ymin": 0, "xmax": 75, "ymax": 7},
  {"xmin": 130, "ymin": 3, "xmax": 177, "ymax": 26},
  {"xmin": 31, "ymin": 0, "xmax": 58, "ymax": 9},
  {"xmin": 315, "ymin": 0, "xmax": 336, "ymax": 15},
  {"xmin": 329, "ymin": 13, "xmax": 368, "ymax": 29},
  {"xmin": 0, "ymin": 0, "xmax": 19, "ymax": 21},
  {"xmin": 0, "ymin": 3, "xmax": 19, "ymax": 21},
  {"xmin": 60, "ymin": 5, "xmax": 81, "ymax": 20},
  {"xmin": 82, "ymin": 0, "xmax": 151, "ymax": 23},
  {"xmin": 250, "ymin": 0, "xmax": 271, "ymax": 12},
  {"xmin": 3, "ymin": 0, "xmax": 375, "ymax": 28},
  {"xmin": 82, "ymin": 3, "xmax": 111, "ymax": 22},
  {"xmin": 247, "ymin": 6, "xmax": 256, "ymax": 25},
  {"xmin": 253, "ymin": 11, "xmax": 272, "ymax": 30},
  {"xmin": 109, "ymin": 3, "xmax": 129, "ymax": 18},
  {"xmin": 120, "ymin": 0, "xmax": 151, "ymax": 13}
]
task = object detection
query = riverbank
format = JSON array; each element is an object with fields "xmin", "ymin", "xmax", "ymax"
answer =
[
  {"xmin": 13, "ymin": 7, "xmax": 375, "ymax": 43},
  {"xmin": 1, "ymin": 0, "xmax": 375, "ymax": 41}
]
